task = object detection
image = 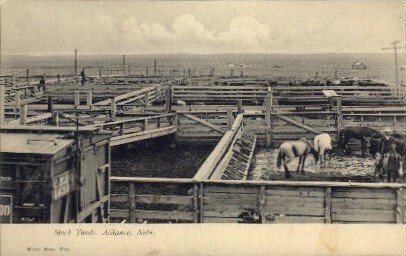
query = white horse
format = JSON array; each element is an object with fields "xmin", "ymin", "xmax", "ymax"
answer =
[
  {"xmin": 314, "ymin": 133, "xmax": 332, "ymax": 167},
  {"xmin": 276, "ymin": 138, "xmax": 319, "ymax": 178}
]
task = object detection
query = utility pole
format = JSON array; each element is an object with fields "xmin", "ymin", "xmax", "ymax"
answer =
[
  {"xmin": 382, "ymin": 41, "xmax": 406, "ymax": 97},
  {"xmin": 122, "ymin": 55, "xmax": 126, "ymax": 76},
  {"xmin": 74, "ymin": 49, "xmax": 78, "ymax": 84}
]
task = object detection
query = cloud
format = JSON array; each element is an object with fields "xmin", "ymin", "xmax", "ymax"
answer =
[
  {"xmin": 118, "ymin": 14, "xmax": 271, "ymax": 53},
  {"xmin": 4, "ymin": 1, "xmax": 403, "ymax": 55}
]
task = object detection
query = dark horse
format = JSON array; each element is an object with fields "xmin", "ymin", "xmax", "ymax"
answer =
[
  {"xmin": 338, "ymin": 126, "xmax": 382, "ymax": 157},
  {"xmin": 276, "ymin": 138, "xmax": 319, "ymax": 178}
]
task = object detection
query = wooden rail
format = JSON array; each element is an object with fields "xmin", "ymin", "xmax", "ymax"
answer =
[
  {"xmin": 172, "ymin": 83, "xmax": 405, "ymax": 106},
  {"xmin": 110, "ymin": 177, "xmax": 406, "ymax": 224},
  {"xmin": 86, "ymin": 113, "xmax": 177, "ymax": 146},
  {"xmin": 94, "ymin": 78, "xmax": 184, "ymax": 106}
]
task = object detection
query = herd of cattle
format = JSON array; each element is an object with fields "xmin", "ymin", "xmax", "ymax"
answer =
[{"xmin": 276, "ymin": 126, "xmax": 406, "ymax": 182}]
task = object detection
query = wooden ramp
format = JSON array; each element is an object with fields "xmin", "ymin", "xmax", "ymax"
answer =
[
  {"xmin": 221, "ymin": 133, "xmax": 257, "ymax": 180},
  {"xmin": 194, "ymin": 114, "xmax": 257, "ymax": 181},
  {"xmin": 94, "ymin": 78, "xmax": 184, "ymax": 107}
]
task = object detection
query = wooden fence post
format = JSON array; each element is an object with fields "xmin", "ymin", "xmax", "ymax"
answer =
[
  {"xmin": 26, "ymin": 69, "xmax": 30, "ymax": 85},
  {"xmin": 14, "ymin": 90, "xmax": 21, "ymax": 118},
  {"xmin": 199, "ymin": 183, "xmax": 204, "ymax": 223},
  {"xmin": 120, "ymin": 123, "xmax": 125, "ymax": 135},
  {"xmin": 111, "ymin": 97, "xmax": 117, "ymax": 118},
  {"xmin": 12, "ymin": 73, "xmax": 16, "ymax": 86},
  {"xmin": 129, "ymin": 182, "xmax": 136, "ymax": 223},
  {"xmin": 57, "ymin": 74, "xmax": 61, "ymax": 86},
  {"xmin": 144, "ymin": 92, "xmax": 150, "ymax": 108},
  {"xmin": 396, "ymin": 188, "xmax": 403, "ymax": 224},
  {"xmin": 265, "ymin": 88, "xmax": 272, "ymax": 147},
  {"xmin": 86, "ymin": 90, "xmax": 93, "ymax": 109},
  {"xmin": 335, "ymin": 96, "xmax": 342, "ymax": 136},
  {"xmin": 19, "ymin": 103, "xmax": 27, "ymax": 125},
  {"xmin": 227, "ymin": 109, "xmax": 233, "ymax": 130},
  {"xmin": 193, "ymin": 183, "xmax": 199, "ymax": 223},
  {"xmin": 74, "ymin": 90, "xmax": 80, "ymax": 107},
  {"xmin": 0, "ymin": 84, "xmax": 5, "ymax": 125},
  {"xmin": 53, "ymin": 111, "xmax": 59, "ymax": 126},
  {"xmin": 259, "ymin": 186, "xmax": 266, "ymax": 223},
  {"xmin": 142, "ymin": 118, "xmax": 148, "ymax": 131},
  {"xmin": 237, "ymin": 100, "xmax": 243, "ymax": 114},
  {"xmin": 47, "ymin": 96, "xmax": 54, "ymax": 112},
  {"xmin": 15, "ymin": 89, "xmax": 21, "ymax": 106},
  {"xmin": 166, "ymin": 85, "xmax": 172, "ymax": 113},
  {"xmin": 324, "ymin": 187, "xmax": 332, "ymax": 223}
]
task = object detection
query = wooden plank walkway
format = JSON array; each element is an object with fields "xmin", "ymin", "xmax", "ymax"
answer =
[{"xmin": 86, "ymin": 113, "xmax": 177, "ymax": 146}]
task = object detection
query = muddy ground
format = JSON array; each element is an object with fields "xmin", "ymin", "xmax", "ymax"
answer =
[{"xmin": 250, "ymin": 147, "xmax": 377, "ymax": 182}]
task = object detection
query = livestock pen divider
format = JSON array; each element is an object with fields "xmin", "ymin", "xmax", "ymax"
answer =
[{"xmin": 110, "ymin": 177, "xmax": 406, "ymax": 224}]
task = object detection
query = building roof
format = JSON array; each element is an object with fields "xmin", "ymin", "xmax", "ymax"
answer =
[{"xmin": 0, "ymin": 133, "xmax": 74, "ymax": 155}]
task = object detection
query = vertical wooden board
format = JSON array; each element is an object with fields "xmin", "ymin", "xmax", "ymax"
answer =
[
  {"xmin": 50, "ymin": 198, "xmax": 63, "ymax": 223},
  {"xmin": 403, "ymin": 191, "xmax": 406, "ymax": 223},
  {"xmin": 325, "ymin": 188, "xmax": 332, "ymax": 223},
  {"xmin": 80, "ymin": 150, "xmax": 97, "ymax": 208}
]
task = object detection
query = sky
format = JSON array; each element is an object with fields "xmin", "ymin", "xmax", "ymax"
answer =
[{"xmin": 1, "ymin": 1, "xmax": 405, "ymax": 55}]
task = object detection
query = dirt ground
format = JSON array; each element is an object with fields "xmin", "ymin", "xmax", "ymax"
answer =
[{"xmin": 250, "ymin": 148, "xmax": 377, "ymax": 182}]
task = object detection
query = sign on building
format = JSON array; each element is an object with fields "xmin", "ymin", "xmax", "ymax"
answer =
[{"xmin": 0, "ymin": 195, "xmax": 13, "ymax": 223}]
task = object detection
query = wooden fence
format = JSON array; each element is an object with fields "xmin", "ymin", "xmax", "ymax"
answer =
[
  {"xmin": 172, "ymin": 83, "xmax": 405, "ymax": 106},
  {"xmin": 110, "ymin": 177, "xmax": 406, "ymax": 224},
  {"xmin": 86, "ymin": 113, "xmax": 177, "ymax": 146}
]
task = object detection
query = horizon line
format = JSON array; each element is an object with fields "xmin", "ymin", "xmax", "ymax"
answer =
[{"xmin": 3, "ymin": 52, "xmax": 394, "ymax": 57}]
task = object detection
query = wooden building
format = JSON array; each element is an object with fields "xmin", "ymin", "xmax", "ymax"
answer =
[{"xmin": 0, "ymin": 126, "xmax": 111, "ymax": 223}]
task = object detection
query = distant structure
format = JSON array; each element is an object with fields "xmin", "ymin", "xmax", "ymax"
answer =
[{"xmin": 352, "ymin": 60, "xmax": 367, "ymax": 70}]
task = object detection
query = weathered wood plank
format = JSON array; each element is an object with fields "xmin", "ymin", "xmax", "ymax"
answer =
[
  {"xmin": 266, "ymin": 187, "xmax": 325, "ymax": 197},
  {"xmin": 110, "ymin": 209, "xmax": 129, "ymax": 219},
  {"xmin": 266, "ymin": 195, "xmax": 325, "ymax": 204},
  {"xmin": 264, "ymin": 205, "xmax": 325, "ymax": 216},
  {"xmin": 129, "ymin": 183, "xmax": 136, "ymax": 223},
  {"xmin": 333, "ymin": 188, "xmax": 396, "ymax": 199},
  {"xmin": 202, "ymin": 217, "xmax": 240, "ymax": 223},
  {"xmin": 203, "ymin": 211, "xmax": 246, "ymax": 218},
  {"xmin": 324, "ymin": 187, "xmax": 332, "ymax": 223},
  {"xmin": 134, "ymin": 210, "xmax": 194, "ymax": 221},
  {"xmin": 204, "ymin": 185, "xmax": 258, "ymax": 194},
  {"xmin": 203, "ymin": 198, "xmax": 258, "ymax": 208},
  {"xmin": 331, "ymin": 198, "xmax": 396, "ymax": 210},
  {"xmin": 203, "ymin": 204, "xmax": 255, "ymax": 212},
  {"xmin": 331, "ymin": 208, "xmax": 395, "ymax": 223},
  {"xmin": 266, "ymin": 215, "xmax": 325, "ymax": 223},
  {"xmin": 396, "ymin": 188, "xmax": 403, "ymax": 224},
  {"xmin": 135, "ymin": 195, "xmax": 193, "ymax": 205},
  {"xmin": 111, "ymin": 194, "xmax": 128, "ymax": 203}
]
